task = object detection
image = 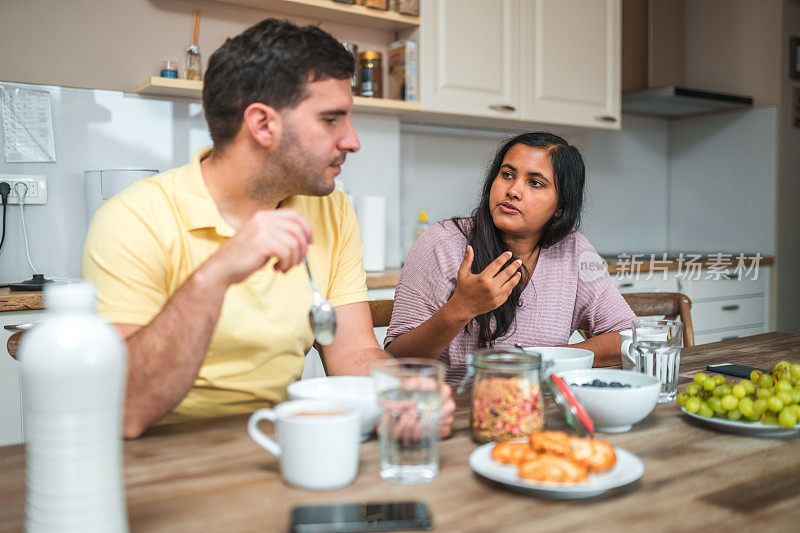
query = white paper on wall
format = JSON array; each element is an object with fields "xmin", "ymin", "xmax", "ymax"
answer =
[{"xmin": 0, "ymin": 84, "xmax": 56, "ymax": 162}]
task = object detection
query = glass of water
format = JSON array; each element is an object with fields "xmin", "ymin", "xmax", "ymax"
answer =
[
  {"xmin": 632, "ymin": 318, "xmax": 684, "ymax": 403},
  {"xmin": 371, "ymin": 358, "xmax": 444, "ymax": 485}
]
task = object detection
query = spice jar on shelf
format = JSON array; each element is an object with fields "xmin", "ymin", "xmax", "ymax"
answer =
[
  {"xmin": 160, "ymin": 59, "xmax": 178, "ymax": 79},
  {"xmin": 391, "ymin": 0, "xmax": 419, "ymax": 16},
  {"xmin": 359, "ymin": 51, "xmax": 382, "ymax": 98},
  {"xmin": 464, "ymin": 348, "xmax": 550, "ymax": 444},
  {"xmin": 359, "ymin": 0, "xmax": 389, "ymax": 9}
]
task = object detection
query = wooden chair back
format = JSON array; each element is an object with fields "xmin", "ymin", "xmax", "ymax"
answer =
[
  {"xmin": 622, "ymin": 292, "xmax": 695, "ymax": 347},
  {"xmin": 6, "ymin": 331, "xmax": 23, "ymax": 361},
  {"xmin": 4, "ymin": 323, "xmax": 35, "ymax": 361},
  {"xmin": 369, "ymin": 299, "xmax": 394, "ymax": 328}
]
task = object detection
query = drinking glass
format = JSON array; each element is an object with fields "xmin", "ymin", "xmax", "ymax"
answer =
[
  {"xmin": 371, "ymin": 359, "xmax": 444, "ymax": 485},
  {"xmin": 632, "ymin": 318, "xmax": 683, "ymax": 403}
]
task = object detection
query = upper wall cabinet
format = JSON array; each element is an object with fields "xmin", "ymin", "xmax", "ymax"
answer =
[
  {"xmin": 420, "ymin": 0, "xmax": 523, "ymax": 119},
  {"xmin": 523, "ymin": 0, "xmax": 621, "ymax": 129},
  {"xmin": 420, "ymin": 0, "xmax": 620, "ymax": 130}
]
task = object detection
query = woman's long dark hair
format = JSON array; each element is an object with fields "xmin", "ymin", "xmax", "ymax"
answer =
[{"xmin": 454, "ymin": 132, "xmax": 586, "ymax": 348}]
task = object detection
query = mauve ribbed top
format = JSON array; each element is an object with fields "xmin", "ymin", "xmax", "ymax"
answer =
[{"xmin": 385, "ymin": 220, "xmax": 636, "ymax": 385}]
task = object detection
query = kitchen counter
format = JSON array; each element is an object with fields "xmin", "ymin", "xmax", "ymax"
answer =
[
  {"xmin": 0, "ymin": 288, "xmax": 43, "ymax": 313},
  {"xmin": 366, "ymin": 269, "xmax": 403, "ymax": 290}
]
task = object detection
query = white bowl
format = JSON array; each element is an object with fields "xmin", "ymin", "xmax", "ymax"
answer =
[
  {"xmin": 520, "ymin": 346, "xmax": 594, "ymax": 378},
  {"xmin": 555, "ymin": 369, "xmax": 660, "ymax": 433},
  {"xmin": 287, "ymin": 376, "xmax": 377, "ymax": 439}
]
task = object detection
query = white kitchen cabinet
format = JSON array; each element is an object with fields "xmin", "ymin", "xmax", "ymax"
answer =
[
  {"xmin": 420, "ymin": 0, "xmax": 620, "ymax": 129},
  {"xmin": 614, "ymin": 274, "xmax": 679, "ymax": 295},
  {"xmin": 694, "ymin": 326, "xmax": 767, "ymax": 346},
  {"xmin": 0, "ymin": 310, "xmax": 44, "ymax": 446},
  {"xmin": 420, "ymin": 0, "xmax": 522, "ymax": 119},
  {"xmin": 681, "ymin": 273, "xmax": 767, "ymax": 300},
  {"xmin": 522, "ymin": 0, "xmax": 621, "ymax": 129},
  {"xmin": 679, "ymin": 266, "xmax": 772, "ymax": 345},
  {"xmin": 609, "ymin": 266, "xmax": 772, "ymax": 346},
  {"xmin": 691, "ymin": 297, "xmax": 766, "ymax": 332}
]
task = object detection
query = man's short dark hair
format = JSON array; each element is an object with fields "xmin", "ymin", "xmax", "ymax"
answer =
[{"xmin": 202, "ymin": 18, "xmax": 355, "ymax": 149}]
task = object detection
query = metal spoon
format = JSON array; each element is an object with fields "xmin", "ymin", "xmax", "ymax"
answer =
[{"xmin": 303, "ymin": 257, "xmax": 337, "ymax": 345}]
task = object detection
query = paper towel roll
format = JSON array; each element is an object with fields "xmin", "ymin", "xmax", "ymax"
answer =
[{"xmin": 356, "ymin": 196, "xmax": 386, "ymax": 272}]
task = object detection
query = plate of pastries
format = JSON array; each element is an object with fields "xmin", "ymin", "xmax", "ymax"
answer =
[{"xmin": 468, "ymin": 430, "xmax": 644, "ymax": 499}]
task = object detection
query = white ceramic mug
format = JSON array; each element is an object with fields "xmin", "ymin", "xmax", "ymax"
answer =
[
  {"xmin": 620, "ymin": 325, "xmax": 672, "ymax": 369},
  {"xmin": 619, "ymin": 329, "xmax": 635, "ymax": 369},
  {"xmin": 247, "ymin": 400, "xmax": 361, "ymax": 490}
]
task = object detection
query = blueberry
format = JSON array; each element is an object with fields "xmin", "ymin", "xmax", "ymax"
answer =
[{"xmin": 610, "ymin": 382, "xmax": 622, "ymax": 387}]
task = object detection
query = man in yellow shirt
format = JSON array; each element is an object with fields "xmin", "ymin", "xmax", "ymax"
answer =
[{"xmin": 82, "ymin": 18, "xmax": 455, "ymax": 438}]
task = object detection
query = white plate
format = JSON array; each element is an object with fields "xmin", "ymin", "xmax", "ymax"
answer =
[
  {"xmin": 468, "ymin": 442, "xmax": 644, "ymax": 499},
  {"xmin": 680, "ymin": 407, "xmax": 800, "ymax": 438}
]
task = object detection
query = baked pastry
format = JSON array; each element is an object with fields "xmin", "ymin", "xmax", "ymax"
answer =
[
  {"xmin": 518, "ymin": 453, "xmax": 588, "ymax": 483},
  {"xmin": 492, "ymin": 430, "xmax": 618, "ymax": 484},
  {"xmin": 567, "ymin": 436, "xmax": 617, "ymax": 473}
]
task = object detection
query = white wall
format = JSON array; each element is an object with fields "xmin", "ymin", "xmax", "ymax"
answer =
[
  {"xmin": 399, "ymin": 127, "xmax": 503, "ymax": 255},
  {"xmin": 0, "ymin": 83, "xmax": 190, "ymax": 282},
  {"xmin": 400, "ymin": 115, "xmax": 671, "ymax": 257},
  {"xmin": 344, "ymin": 115, "xmax": 402, "ymax": 268},
  {"xmin": 668, "ymin": 107, "xmax": 777, "ymax": 255},
  {"xmin": 578, "ymin": 114, "xmax": 670, "ymax": 253},
  {"xmin": 0, "ymin": 82, "xmax": 402, "ymax": 282}
]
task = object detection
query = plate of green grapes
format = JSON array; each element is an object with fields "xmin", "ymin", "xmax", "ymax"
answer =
[{"xmin": 676, "ymin": 361, "xmax": 800, "ymax": 438}]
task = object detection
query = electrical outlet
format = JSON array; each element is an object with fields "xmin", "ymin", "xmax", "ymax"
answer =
[{"xmin": 0, "ymin": 174, "xmax": 47, "ymax": 205}]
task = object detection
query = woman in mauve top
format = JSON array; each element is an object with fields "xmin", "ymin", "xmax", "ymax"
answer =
[{"xmin": 385, "ymin": 132, "xmax": 635, "ymax": 385}]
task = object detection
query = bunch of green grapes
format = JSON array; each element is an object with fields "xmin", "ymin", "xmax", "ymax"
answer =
[{"xmin": 676, "ymin": 361, "xmax": 800, "ymax": 429}]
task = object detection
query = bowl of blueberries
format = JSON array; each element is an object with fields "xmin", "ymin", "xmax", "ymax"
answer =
[{"xmin": 556, "ymin": 369, "xmax": 660, "ymax": 433}]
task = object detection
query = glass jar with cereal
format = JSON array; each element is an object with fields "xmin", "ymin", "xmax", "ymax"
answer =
[{"xmin": 467, "ymin": 348, "xmax": 550, "ymax": 444}]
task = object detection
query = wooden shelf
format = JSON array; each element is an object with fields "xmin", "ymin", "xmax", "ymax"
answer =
[
  {"xmin": 131, "ymin": 77, "xmax": 203, "ymax": 99},
  {"xmin": 352, "ymin": 95, "xmax": 420, "ymax": 114},
  {"xmin": 214, "ymin": 0, "xmax": 419, "ymax": 31},
  {"xmin": 131, "ymin": 77, "xmax": 421, "ymax": 115}
]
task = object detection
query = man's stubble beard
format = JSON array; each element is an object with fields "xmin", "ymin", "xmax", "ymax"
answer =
[{"xmin": 248, "ymin": 124, "xmax": 335, "ymax": 204}]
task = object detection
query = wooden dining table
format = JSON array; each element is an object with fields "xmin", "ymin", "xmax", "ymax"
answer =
[{"xmin": 1, "ymin": 332, "xmax": 799, "ymax": 532}]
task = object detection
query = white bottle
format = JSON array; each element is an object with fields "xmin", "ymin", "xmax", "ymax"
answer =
[{"xmin": 20, "ymin": 282, "xmax": 128, "ymax": 532}]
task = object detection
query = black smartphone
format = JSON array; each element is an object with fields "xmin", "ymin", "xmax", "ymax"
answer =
[
  {"xmin": 706, "ymin": 363, "xmax": 766, "ymax": 380},
  {"xmin": 290, "ymin": 501, "xmax": 433, "ymax": 533}
]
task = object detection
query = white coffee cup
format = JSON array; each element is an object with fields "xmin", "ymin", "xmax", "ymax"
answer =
[
  {"xmin": 247, "ymin": 400, "xmax": 361, "ymax": 490},
  {"xmin": 619, "ymin": 329, "xmax": 635, "ymax": 369},
  {"xmin": 620, "ymin": 326, "xmax": 670, "ymax": 369}
]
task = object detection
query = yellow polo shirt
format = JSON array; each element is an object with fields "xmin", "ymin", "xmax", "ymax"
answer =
[{"xmin": 82, "ymin": 147, "xmax": 368, "ymax": 423}]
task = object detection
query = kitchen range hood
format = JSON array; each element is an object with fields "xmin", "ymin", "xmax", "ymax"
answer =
[
  {"xmin": 622, "ymin": 86, "xmax": 753, "ymax": 118},
  {"xmin": 621, "ymin": 0, "xmax": 754, "ymax": 118}
]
